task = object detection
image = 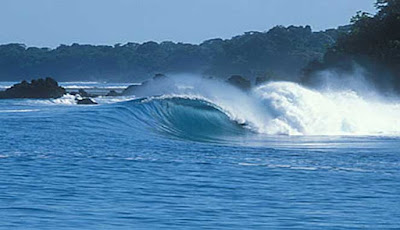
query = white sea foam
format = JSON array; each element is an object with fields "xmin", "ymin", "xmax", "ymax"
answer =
[
  {"xmin": 93, "ymin": 96, "xmax": 136, "ymax": 104},
  {"xmin": 63, "ymin": 85, "xmax": 135, "ymax": 89},
  {"xmin": 60, "ymin": 81, "xmax": 101, "ymax": 84},
  {"xmin": 253, "ymin": 82, "xmax": 400, "ymax": 135},
  {"xmin": 60, "ymin": 82, "xmax": 140, "ymax": 90},
  {"xmin": 50, "ymin": 94, "xmax": 78, "ymax": 105},
  {"xmin": 0, "ymin": 109, "xmax": 39, "ymax": 113}
]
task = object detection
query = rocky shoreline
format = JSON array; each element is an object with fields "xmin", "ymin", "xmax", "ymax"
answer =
[{"xmin": 0, "ymin": 78, "xmax": 66, "ymax": 99}]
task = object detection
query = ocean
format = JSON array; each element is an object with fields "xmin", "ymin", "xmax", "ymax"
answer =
[{"xmin": 1, "ymin": 79, "xmax": 400, "ymax": 229}]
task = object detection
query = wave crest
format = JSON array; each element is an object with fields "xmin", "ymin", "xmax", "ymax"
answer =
[
  {"xmin": 118, "ymin": 96, "xmax": 250, "ymax": 142},
  {"xmin": 117, "ymin": 80, "xmax": 400, "ymax": 138}
]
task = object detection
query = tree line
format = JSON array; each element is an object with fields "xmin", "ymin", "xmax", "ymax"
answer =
[
  {"xmin": 0, "ymin": 25, "xmax": 342, "ymax": 82},
  {"xmin": 303, "ymin": 0, "xmax": 400, "ymax": 92}
]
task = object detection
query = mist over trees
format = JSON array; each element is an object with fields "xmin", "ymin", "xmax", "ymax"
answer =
[
  {"xmin": 303, "ymin": 0, "xmax": 400, "ymax": 92},
  {"xmin": 0, "ymin": 25, "xmax": 342, "ymax": 82}
]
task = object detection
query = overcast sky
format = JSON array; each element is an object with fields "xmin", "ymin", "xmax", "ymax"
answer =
[{"xmin": 0, "ymin": 0, "xmax": 377, "ymax": 47}]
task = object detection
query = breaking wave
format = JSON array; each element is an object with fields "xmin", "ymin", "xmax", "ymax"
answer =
[{"xmin": 113, "ymin": 80, "xmax": 400, "ymax": 139}]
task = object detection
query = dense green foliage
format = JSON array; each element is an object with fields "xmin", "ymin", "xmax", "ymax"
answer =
[
  {"xmin": 0, "ymin": 26, "xmax": 340, "ymax": 82},
  {"xmin": 303, "ymin": 0, "xmax": 400, "ymax": 91}
]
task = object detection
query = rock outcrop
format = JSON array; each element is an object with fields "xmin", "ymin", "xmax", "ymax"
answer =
[
  {"xmin": 255, "ymin": 76, "xmax": 268, "ymax": 86},
  {"xmin": 0, "ymin": 78, "xmax": 66, "ymax": 99},
  {"xmin": 106, "ymin": 90, "xmax": 121, "ymax": 97},
  {"xmin": 78, "ymin": 89, "xmax": 89, "ymax": 97},
  {"xmin": 122, "ymin": 73, "xmax": 167, "ymax": 96},
  {"xmin": 76, "ymin": 98, "xmax": 97, "ymax": 105},
  {"xmin": 226, "ymin": 75, "xmax": 251, "ymax": 91}
]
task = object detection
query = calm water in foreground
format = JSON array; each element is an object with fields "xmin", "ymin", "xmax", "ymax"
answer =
[{"xmin": 0, "ymin": 82, "xmax": 399, "ymax": 229}]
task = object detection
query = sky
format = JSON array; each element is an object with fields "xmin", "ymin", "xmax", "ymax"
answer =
[{"xmin": 0, "ymin": 0, "xmax": 377, "ymax": 48}]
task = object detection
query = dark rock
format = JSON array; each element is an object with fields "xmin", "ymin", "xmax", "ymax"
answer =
[
  {"xmin": 153, "ymin": 73, "xmax": 166, "ymax": 81},
  {"xmin": 141, "ymin": 80, "xmax": 149, "ymax": 86},
  {"xmin": 78, "ymin": 89, "xmax": 89, "ymax": 97},
  {"xmin": 106, "ymin": 90, "xmax": 121, "ymax": 97},
  {"xmin": 76, "ymin": 98, "xmax": 97, "ymax": 105},
  {"xmin": 255, "ymin": 76, "xmax": 268, "ymax": 86},
  {"xmin": 122, "ymin": 74, "xmax": 168, "ymax": 96},
  {"xmin": 0, "ymin": 78, "xmax": 66, "ymax": 99},
  {"xmin": 226, "ymin": 75, "xmax": 251, "ymax": 91},
  {"xmin": 122, "ymin": 84, "xmax": 142, "ymax": 96}
]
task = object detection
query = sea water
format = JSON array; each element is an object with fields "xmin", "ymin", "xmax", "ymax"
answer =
[{"xmin": 0, "ymin": 80, "xmax": 399, "ymax": 229}]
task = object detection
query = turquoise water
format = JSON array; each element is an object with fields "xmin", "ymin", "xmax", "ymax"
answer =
[{"xmin": 1, "ymin": 81, "xmax": 400, "ymax": 229}]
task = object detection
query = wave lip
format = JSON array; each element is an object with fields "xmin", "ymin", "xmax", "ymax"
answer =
[{"xmin": 119, "ymin": 96, "xmax": 250, "ymax": 142}]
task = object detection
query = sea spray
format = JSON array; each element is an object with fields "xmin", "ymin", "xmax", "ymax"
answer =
[{"xmin": 254, "ymin": 81, "xmax": 400, "ymax": 135}]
